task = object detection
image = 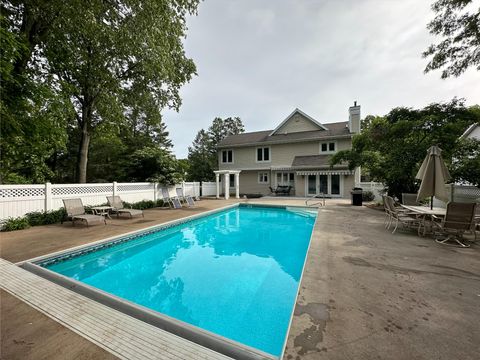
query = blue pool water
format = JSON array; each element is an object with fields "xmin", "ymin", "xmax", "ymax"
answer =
[{"xmin": 44, "ymin": 205, "xmax": 316, "ymax": 356}]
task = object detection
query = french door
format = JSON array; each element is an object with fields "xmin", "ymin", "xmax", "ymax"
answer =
[{"xmin": 306, "ymin": 174, "xmax": 341, "ymax": 196}]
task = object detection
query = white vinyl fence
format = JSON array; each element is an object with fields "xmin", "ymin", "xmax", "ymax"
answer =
[
  {"xmin": 355, "ymin": 182, "xmax": 385, "ymax": 201},
  {"xmin": 201, "ymin": 182, "xmax": 217, "ymax": 197},
  {"xmin": 0, "ymin": 182, "xmax": 201, "ymax": 220},
  {"xmin": 433, "ymin": 184, "xmax": 480, "ymax": 208}
]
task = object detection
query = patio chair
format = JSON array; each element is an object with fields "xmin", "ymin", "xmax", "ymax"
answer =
[
  {"xmin": 62, "ymin": 198, "xmax": 106, "ymax": 227},
  {"xmin": 384, "ymin": 196, "xmax": 421, "ymax": 234},
  {"xmin": 431, "ymin": 202, "xmax": 477, "ymax": 248},
  {"xmin": 106, "ymin": 196, "xmax": 144, "ymax": 218},
  {"xmin": 171, "ymin": 197, "xmax": 182, "ymax": 209},
  {"xmin": 176, "ymin": 187, "xmax": 196, "ymax": 207},
  {"xmin": 402, "ymin": 193, "xmax": 420, "ymax": 205},
  {"xmin": 161, "ymin": 187, "xmax": 174, "ymax": 207}
]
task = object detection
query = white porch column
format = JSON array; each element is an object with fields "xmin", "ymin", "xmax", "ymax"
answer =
[
  {"xmin": 224, "ymin": 174, "xmax": 230, "ymax": 200},
  {"xmin": 235, "ymin": 173, "xmax": 240, "ymax": 199},
  {"xmin": 215, "ymin": 173, "xmax": 220, "ymax": 199}
]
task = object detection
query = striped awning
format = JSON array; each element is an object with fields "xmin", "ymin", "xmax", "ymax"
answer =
[
  {"xmin": 270, "ymin": 166, "xmax": 294, "ymax": 171},
  {"xmin": 296, "ymin": 170, "xmax": 353, "ymax": 176}
]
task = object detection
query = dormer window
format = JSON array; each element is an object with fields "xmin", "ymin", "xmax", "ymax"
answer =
[
  {"xmin": 221, "ymin": 149, "xmax": 233, "ymax": 164},
  {"xmin": 320, "ymin": 141, "xmax": 336, "ymax": 154},
  {"xmin": 256, "ymin": 147, "xmax": 270, "ymax": 162}
]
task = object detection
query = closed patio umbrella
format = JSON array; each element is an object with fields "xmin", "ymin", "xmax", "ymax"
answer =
[{"xmin": 416, "ymin": 145, "xmax": 451, "ymax": 209}]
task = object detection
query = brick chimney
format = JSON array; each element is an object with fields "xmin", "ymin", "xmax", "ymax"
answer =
[{"xmin": 348, "ymin": 101, "xmax": 361, "ymax": 133}]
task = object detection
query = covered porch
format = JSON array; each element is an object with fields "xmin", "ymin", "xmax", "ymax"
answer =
[{"xmin": 213, "ymin": 170, "xmax": 241, "ymax": 199}]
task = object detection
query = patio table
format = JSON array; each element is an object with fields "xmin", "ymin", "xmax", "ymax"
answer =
[
  {"xmin": 92, "ymin": 206, "xmax": 113, "ymax": 219},
  {"xmin": 401, "ymin": 205, "xmax": 446, "ymax": 236}
]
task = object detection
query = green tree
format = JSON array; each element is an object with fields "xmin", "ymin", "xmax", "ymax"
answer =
[
  {"xmin": 187, "ymin": 117, "xmax": 245, "ymax": 181},
  {"xmin": 330, "ymin": 99, "xmax": 479, "ymax": 199},
  {"xmin": 43, "ymin": 0, "xmax": 198, "ymax": 182},
  {"xmin": 450, "ymin": 137, "xmax": 480, "ymax": 187},
  {"xmin": 0, "ymin": 5, "xmax": 71, "ymax": 183},
  {"xmin": 1, "ymin": 0, "xmax": 197, "ymax": 184},
  {"xmin": 129, "ymin": 147, "xmax": 183, "ymax": 185},
  {"xmin": 423, "ymin": 0, "xmax": 480, "ymax": 78},
  {"xmin": 187, "ymin": 129, "xmax": 215, "ymax": 181}
]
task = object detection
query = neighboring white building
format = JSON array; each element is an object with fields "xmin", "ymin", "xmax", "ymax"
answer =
[{"xmin": 461, "ymin": 123, "xmax": 480, "ymax": 140}]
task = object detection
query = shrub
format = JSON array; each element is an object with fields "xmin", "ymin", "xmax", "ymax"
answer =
[
  {"xmin": 2, "ymin": 217, "xmax": 30, "ymax": 231},
  {"xmin": 362, "ymin": 190, "xmax": 375, "ymax": 202},
  {"xmin": 25, "ymin": 209, "xmax": 67, "ymax": 226}
]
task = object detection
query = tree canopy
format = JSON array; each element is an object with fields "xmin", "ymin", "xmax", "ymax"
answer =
[
  {"xmin": 423, "ymin": 0, "xmax": 480, "ymax": 78},
  {"xmin": 187, "ymin": 117, "xmax": 245, "ymax": 181},
  {"xmin": 330, "ymin": 99, "xmax": 480, "ymax": 199},
  {"xmin": 0, "ymin": 0, "xmax": 199, "ymax": 184}
]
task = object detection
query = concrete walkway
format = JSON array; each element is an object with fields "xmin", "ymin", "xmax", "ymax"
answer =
[{"xmin": 284, "ymin": 204, "xmax": 480, "ymax": 360}]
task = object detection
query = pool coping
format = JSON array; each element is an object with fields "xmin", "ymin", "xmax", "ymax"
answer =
[{"xmin": 19, "ymin": 202, "xmax": 318, "ymax": 360}]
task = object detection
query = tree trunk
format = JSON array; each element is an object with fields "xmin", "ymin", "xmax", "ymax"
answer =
[{"xmin": 76, "ymin": 102, "xmax": 92, "ymax": 183}]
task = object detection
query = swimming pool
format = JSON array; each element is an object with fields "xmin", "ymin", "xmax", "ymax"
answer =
[{"xmin": 30, "ymin": 204, "xmax": 316, "ymax": 358}]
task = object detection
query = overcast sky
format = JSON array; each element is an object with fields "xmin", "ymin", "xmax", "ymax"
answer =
[{"xmin": 163, "ymin": 0, "xmax": 480, "ymax": 158}]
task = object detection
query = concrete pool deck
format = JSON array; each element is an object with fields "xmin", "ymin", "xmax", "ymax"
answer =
[{"xmin": 1, "ymin": 198, "xmax": 479, "ymax": 359}]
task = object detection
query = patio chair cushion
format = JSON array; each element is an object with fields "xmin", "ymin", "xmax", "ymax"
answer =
[
  {"xmin": 117, "ymin": 208, "xmax": 144, "ymax": 217},
  {"xmin": 72, "ymin": 214, "xmax": 106, "ymax": 225}
]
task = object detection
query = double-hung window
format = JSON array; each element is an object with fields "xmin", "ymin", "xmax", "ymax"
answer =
[
  {"xmin": 221, "ymin": 149, "xmax": 233, "ymax": 164},
  {"xmin": 320, "ymin": 142, "xmax": 336, "ymax": 154},
  {"xmin": 258, "ymin": 172, "xmax": 269, "ymax": 184},
  {"xmin": 256, "ymin": 147, "xmax": 270, "ymax": 162}
]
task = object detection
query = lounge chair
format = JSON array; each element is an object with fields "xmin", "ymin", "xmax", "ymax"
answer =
[
  {"xmin": 176, "ymin": 188, "xmax": 196, "ymax": 207},
  {"xmin": 402, "ymin": 193, "xmax": 420, "ymax": 205},
  {"xmin": 62, "ymin": 198, "xmax": 106, "ymax": 227},
  {"xmin": 171, "ymin": 197, "xmax": 182, "ymax": 209},
  {"xmin": 161, "ymin": 187, "xmax": 174, "ymax": 207},
  {"xmin": 431, "ymin": 202, "xmax": 477, "ymax": 248},
  {"xmin": 384, "ymin": 196, "xmax": 420, "ymax": 234},
  {"xmin": 106, "ymin": 196, "xmax": 144, "ymax": 218}
]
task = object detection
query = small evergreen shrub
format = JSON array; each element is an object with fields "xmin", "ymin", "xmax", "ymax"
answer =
[
  {"xmin": 2, "ymin": 217, "xmax": 30, "ymax": 231},
  {"xmin": 25, "ymin": 209, "xmax": 67, "ymax": 226},
  {"xmin": 362, "ymin": 190, "xmax": 375, "ymax": 202}
]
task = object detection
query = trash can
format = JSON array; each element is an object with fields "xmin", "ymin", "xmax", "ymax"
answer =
[{"xmin": 351, "ymin": 187, "xmax": 363, "ymax": 206}]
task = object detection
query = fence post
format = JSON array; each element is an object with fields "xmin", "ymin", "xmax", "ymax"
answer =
[
  {"xmin": 153, "ymin": 182, "xmax": 157, "ymax": 203},
  {"xmin": 182, "ymin": 181, "xmax": 186, "ymax": 196},
  {"xmin": 113, "ymin": 181, "xmax": 117, "ymax": 198},
  {"xmin": 45, "ymin": 182, "xmax": 52, "ymax": 212}
]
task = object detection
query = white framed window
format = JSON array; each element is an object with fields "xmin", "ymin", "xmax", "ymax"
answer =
[
  {"xmin": 258, "ymin": 172, "xmax": 269, "ymax": 184},
  {"xmin": 221, "ymin": 149, "xmax": 234, "ymax": 164},
  {"xmin": 256, "ymin": 147, "xmax": 271, "ymax": 162},
  {"xmin": 320, "ymin": 141, "xmax": 336, "ymax": 154}
]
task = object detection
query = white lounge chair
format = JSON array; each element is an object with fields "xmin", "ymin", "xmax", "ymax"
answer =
[
  {"xmin": 63, "ymin": 198, "xmax": 106, "ymax": 227},
  {"xmin": 176, "ymin": 187, "xmax": 196, "ymax": 207},
  {"xmin": 161, "ymin": 187, "xmax": 174, "ymax": 207},
  {"xmin": 106, "ymin": 196, "xmax": 144, "ymax": 218}
]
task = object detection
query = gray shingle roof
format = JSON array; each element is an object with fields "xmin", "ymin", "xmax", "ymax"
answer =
[
  {"xmin": 218, "ymin": 121, "xmax": 351, "ymax": 148},
  {"xmin": 292, "ymin": 155, "xmax": 348, "ymax": 169}
]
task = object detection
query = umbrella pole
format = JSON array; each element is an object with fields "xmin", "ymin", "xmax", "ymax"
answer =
[{"xmin": 431, "ymin": 155, "xmax": 435, "ymax": 210}]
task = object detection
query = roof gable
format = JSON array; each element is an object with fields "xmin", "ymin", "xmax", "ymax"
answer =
[{"xmin": 269, "ymin": 109, "xmax": 328, "ymax": 136}]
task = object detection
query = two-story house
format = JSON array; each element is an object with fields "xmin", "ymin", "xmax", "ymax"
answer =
[{"xmin": 215, "ymin": 102, "xmax": 361, "ymax": 199}]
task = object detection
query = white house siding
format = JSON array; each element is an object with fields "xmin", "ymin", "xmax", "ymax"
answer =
[
  {"xmin": 275, "ymin": 114, "xmax": 322, "ymax": 133},
  {"xmin": 218, "ymin": 138, "xmax": 352, "ymax": 171}
]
